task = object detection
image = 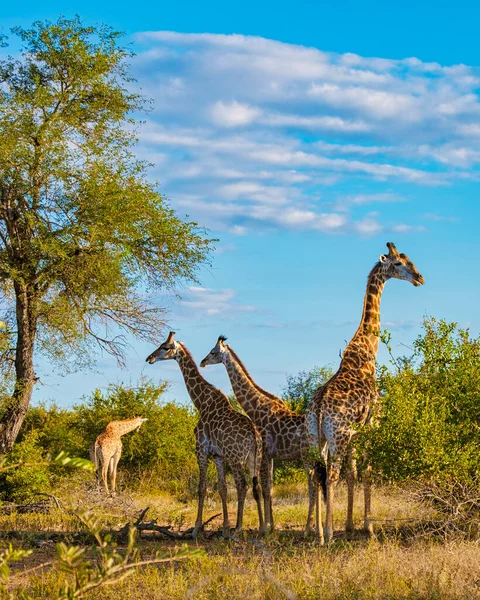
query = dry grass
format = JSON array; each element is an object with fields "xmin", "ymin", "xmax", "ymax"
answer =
[{"xmin": 3, "ymin": 482, "xmax": 480, "ymax": 600}]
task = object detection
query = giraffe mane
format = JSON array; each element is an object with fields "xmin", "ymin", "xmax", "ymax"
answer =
[
  {"xmin": 226, "ymin": 345, "xmax": 281, "ymax": 402},
  {"xmin": 367, "ymin": 260, "xmax": 383, "ymax": 281}
]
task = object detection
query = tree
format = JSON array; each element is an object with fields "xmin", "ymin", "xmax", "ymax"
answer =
[
  {"xmin": 0, "ymin": 17, "xmax": 213, "ymax": 452},
  {"xmin": 282, "ymin": 365, "xmax": 333, "ymax": 413}
]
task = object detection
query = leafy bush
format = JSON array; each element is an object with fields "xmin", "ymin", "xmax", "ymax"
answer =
[
  {"xmin": 0, "ymin": 430, "xmax": 51, "ymax": 502},
  {"xmin": 282, "ymin": 365, "xmax": 333, "ymax": 413},
  {"xmin": 364, "ymin": 318, "xmax": 480, "ymax": 485},
  {"xmin": 21, "ymin": 379, "xmax": 199, "ymax": 496}
]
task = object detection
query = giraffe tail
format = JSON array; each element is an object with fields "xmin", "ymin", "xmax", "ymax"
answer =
[
  {"xmin": 90, "ymin": 440, "xmax": 99, "ymax": 472},
  {"xmin": 315, "ymin": 462, "xmax": 327, "ymax": 501},
  {"xmin": 251, "ymin": 431, "xmax": 264, "ymax": 530}
]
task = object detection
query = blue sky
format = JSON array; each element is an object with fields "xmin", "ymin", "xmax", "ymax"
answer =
[{"xmin": 2, "ymin": 2, "xmax": 480, "ymax": 406}]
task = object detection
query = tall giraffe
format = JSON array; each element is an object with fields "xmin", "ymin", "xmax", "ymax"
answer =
[
  {"xmin": 305, "ymin": 242, "xmax": 424, "ymax": 544},
  {"xmin": 146, "ymin": 332, "xmax": 264, "ymax": 538},
  {"xmin": 200, "ymin": 337, "xmax": 323, "ymax": 535},
  {"xmin": 91, "ymin": 416, "xmax": 147, "ymax": 495}
]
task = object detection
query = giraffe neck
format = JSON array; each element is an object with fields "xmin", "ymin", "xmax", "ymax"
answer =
[
  {"xmin": 176, "ymin": 344, "xmax": 215, "ymax": 411},
  {"xmin": 350, "ymin": 262, "xmax": 388, "ymax": 358},
  {"xmin": 223, "ymin": 348, "xmax": 269, "ymax": 417},
  {"xmin": 106, "ymin": 419, "xmax": 139, "ymax": 437}
]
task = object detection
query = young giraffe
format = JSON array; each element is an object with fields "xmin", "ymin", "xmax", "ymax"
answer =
[
  {"xmin": 200, "ymin": 337, "xmax": 323, "ymax": 535},
  {"xmin": 91, "ymin": 416, "xmax": 148, "ymax": 495},
  {"xmin": 305, "ymin": 242, "xmax": 424, "ymax": 544},
  {"xmin": 146, "ymin": 332, "xmax": 264, "ymax": 538}
]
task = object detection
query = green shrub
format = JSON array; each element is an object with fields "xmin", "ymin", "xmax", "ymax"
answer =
[
  {"xmin": 282, "ymin": 365, "xmax": 333, "ymax": 413},
  {"xmin": 20, "ymin": 379, "xmax": 200, "ymax": 496},
  {"xmin": 20, "ymin": 403, "xmax": 83, "ymax": 458},
  {"xmin": 0, "ymin": 430, "xmax": 51, "ymax": 502},
  {"xmin": 363, "ymin": 318, "xmax": 480, "ymax": 485}
]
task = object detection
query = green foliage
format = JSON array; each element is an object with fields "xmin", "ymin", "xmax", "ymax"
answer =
[
  {"xmin": 52, "ymin": 509, "xmax": 203, "ymax": 600},
  {"xmin": 0, "ymin": 430, "xmax": 51, "ymax": 502},
  {"xmin": 364, "ymin": 318, "xmax": 480, "ymax": 484},
  {"xmin": 0, "ymin": 507, "xmax": 202, "ymax": 600},
  {"xmin": 21, "ymin": 380, "xmax": 199, "ymax": 495},
  {"xmin": 0, "ymin": 15, "xmax": 212, "ymax": 365},
  {"xmin": 282, "ymin": 365, "xmax": 334, "ymax": 413},
  {"xmin": 0, "ymin": 16, "xmax": 213, "ymax": 452},
  {"xmin": 19, "ymin": 403, "xmax": 82, "ymax": 458}
]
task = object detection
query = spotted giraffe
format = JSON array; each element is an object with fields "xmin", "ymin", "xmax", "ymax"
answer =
[
  {"xmin": 305, "ymin": 242, "xmax": 424, "ymax": 544},
  {"xmin": 91, "ymin": 416, "xmax": 147, "ymax": 495},
  {"xmin": 146, "ymin": 332, "xmax": 264, "ymax": 538},
  {"xmin": 200, "ymin": 337, "xmax": 323, "ymax": 535}
]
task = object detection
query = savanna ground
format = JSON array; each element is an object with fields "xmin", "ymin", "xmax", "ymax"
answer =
[{"xmin": 4, "ymin": 477, "xmax": 480, "ymax": 600}]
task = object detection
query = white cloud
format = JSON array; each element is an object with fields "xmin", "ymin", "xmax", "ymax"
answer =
[
  {"xmin": 261, "ymin": 113, "xmax": 369, "ymax": 132},
  {"xmin": 211, "ymin": 100, "xmax": 260, "ymax": 127},
  {"xmin": 336, "ymin": 192, "xmax": 406, "ymax": 211},
  {"xmin": 309, "ymin": 83, "xmax": 418, "ymax": 121},
  {"xmin": 354, "ymin": 216, "xmax": 383, "ymax": 237},
  {"xmin": 131, "ymin": 30, "xmax": 480, "ymax": 236},
  {"xmin": 391, "ymin": 224, "xmax": 427, "ymax": 233},
  {"xmin": 180, "ymin": 287, "xmax": 259, "ymax": 317}
]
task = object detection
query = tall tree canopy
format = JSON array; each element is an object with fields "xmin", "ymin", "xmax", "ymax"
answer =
[{"xmin": 0, "ymin": 17, "xmax": 212, "ymax": 452}]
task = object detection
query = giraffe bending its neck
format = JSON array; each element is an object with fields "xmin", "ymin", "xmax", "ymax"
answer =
[
  {"xmin": 146, "ymin": 332, "xmax": 264, "ymax": 538},
  {"xmin": 91, "ymin": 416, "xmax": 147, "ymax": 495},
  {"xmin": 305, "ymin": 242, "xmax": 424, "ymax": 544},
  {"xmin": 200, "ymin": 338, "xmax": 322, "ymax": 535}
]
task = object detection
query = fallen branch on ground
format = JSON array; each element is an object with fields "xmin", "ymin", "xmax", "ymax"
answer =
[{"xmin": 118, "ymin": 507, "xmax": 222, "ymax": 541}]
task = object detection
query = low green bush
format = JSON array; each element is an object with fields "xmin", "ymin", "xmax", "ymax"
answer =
[
  {"xmin": 20, "ymin": 379, "xmax": 199, "ymax": 496},
  {"xmin": 0, "ymin": 430, "xmax": 51, "ymax": 503},
  {"xmin": 362, "ymin": 318, "xmax": 480, "ymax": 485}
]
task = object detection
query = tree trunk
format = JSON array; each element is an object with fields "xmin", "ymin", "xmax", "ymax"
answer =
[{"xmin": 0, "ymin": 283, "xmax": 37, "ymax": 454}]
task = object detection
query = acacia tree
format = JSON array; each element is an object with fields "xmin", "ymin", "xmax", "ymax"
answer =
[{"xmin": 0, "ymin": 17, "xmax": 212, "ymax": 452}]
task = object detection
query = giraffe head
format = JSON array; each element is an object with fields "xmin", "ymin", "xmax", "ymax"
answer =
[
  {"xmin": 379, "ymin": 242, "xmax": 424, "ymax": 286},
  {"xmin": 200, "ymin": 335, "xmax": 228, "ymax": 367},
  {"xmin": 145, "ymin": 331, "xmax": 183, "ymax": 364},
  {"xmin": 127, "ymin": 416, "xmax": 148, "ymax": 432}
]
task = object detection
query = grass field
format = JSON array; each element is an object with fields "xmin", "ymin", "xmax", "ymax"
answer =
[{"xmin": 3, "ymin": 480, "xmax": 480, "ymax": 599}]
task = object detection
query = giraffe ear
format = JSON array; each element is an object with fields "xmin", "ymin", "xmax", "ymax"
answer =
[
  {"xmin": 379, "ymin": 254, "xmax": 388, "ymax": 263},
  {"xmin": 166, "ymin": 331, "xmax": 175, "ymax": 343}
]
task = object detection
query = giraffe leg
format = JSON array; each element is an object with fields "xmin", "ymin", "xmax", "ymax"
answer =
[
  {"xmin": 363, "ymin": 463, "xmax": 374, "ymax": 536},
  {"xmin": 110, "ymin": 448, "xmax": 122, "ymax": 496},
  {"xmin": 260, "ymin": 456, "xmax": 273, "ymax": 534},
  {"xmin": 213, "ymin": 456, "xmax": 231, "ymax": 538},
  {"xmin": 345, "ymin": 446, "xmax": 357, "ymax": 535},
  {"xmin": 100, "ymin": 457, "xmax": 110, "ymax": 496},
  {"xmin": 231, "ymin": 465, "xmax": 247, "ymax": 538},
  {"xmin": 192, "ymin": 451, "xmax": 209, "ymax": 539},
  {"xmin": 324, "ymin": 459, "xmax": 342, "ymax": 544},
  {"xmin": 305, "ymin": 465, "xmax": 320, "ymax": 540}
]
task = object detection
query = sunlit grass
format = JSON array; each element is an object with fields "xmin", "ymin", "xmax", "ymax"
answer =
[{"xmin": 5, "ymin": 482, "xmax": 477, "ymax": 599}]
